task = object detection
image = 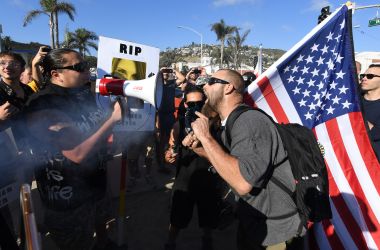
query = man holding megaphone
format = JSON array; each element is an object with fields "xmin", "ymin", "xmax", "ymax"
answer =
[{"xmin": 26, "ymin": 48, "xmax": 121, "ymax": 250}]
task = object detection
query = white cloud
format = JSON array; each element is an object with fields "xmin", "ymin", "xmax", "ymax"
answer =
[
  {"xmin": 213, "ymin": 0, "xmax": 260, "ymax": 7},
  {"xmin": 304, "ymin": 0, "xmax": 334, "ymax": 12}
]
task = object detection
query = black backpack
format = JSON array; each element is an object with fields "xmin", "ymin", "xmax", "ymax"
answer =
[{"xmin": 225, "ymin": 105, "xmax": 332, "ymax": 228}]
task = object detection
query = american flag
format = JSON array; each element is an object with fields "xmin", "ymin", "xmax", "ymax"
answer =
[{"xmin": 245, "ymin": 4, "xmax": 380, "ymax": 249}]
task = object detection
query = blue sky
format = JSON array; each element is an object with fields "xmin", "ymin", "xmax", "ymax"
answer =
[{"xmin": 1, "ymin": 0, "xmax": 379, "ymax": 55}]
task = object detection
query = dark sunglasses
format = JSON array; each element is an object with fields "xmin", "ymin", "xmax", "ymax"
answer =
[
  {"xmin": 55, "ymin": 61, "xmax": 89, "ymax": 73},
  {"xmin": 207, "ymin": 77, "xmax": 230, "ymax": 85},
  {"xmin": 186, "ymin": 101, "xmax": 205, "ymax": 108},
  {"xmin": 360, "ymin": 73, "xmax": 380, "ymax": 80}
]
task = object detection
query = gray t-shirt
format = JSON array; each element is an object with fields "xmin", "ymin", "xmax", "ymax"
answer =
[{"xmin": 222, "ymin": 109, "xmax": 303, "ymax": 246}]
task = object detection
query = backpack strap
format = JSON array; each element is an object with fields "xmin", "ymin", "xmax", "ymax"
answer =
[{"xmin": 225, "ymin": 104, "xmax": 253, "ymax": 148}]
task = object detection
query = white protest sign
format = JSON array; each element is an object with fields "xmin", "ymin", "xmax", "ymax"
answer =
[{"xmin": 96, "ymin": 36, "xmax": 160, "ymax": 131}]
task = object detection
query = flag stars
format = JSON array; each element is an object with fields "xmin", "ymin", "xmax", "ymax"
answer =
[
  {"xmin": 317, "ymin": 82, "xmax": 324, "ymax": 90},
  {"xmin": 326, "ymin": 106, "xmax": 335, "ymax": 114},
  {"xmin": 296, "ymin": 54, "xmax": 304, "ymax": 63},
  {"xmin": 307, "ymin": 79, "xmax": 315, "ymax": 87},
  {"xmin": 313, "ymin": 92, "xmax": 321, "ymax": 100},
  {"xmin": 340, "ymin": 19, "xmax": 345, "ymax": 30},
  {"xmin": 284, "ymin": 66, "xmax": 291, "ymax": 73},
  {"xmin": 292, "ymin": 86, "xmax": 301, "ymax": 94},
  {"xmin": 311, "ymin": 68, "xmax": 319, "ymax": 77},
  {"xmin": 336, "ymin": 54, "xmax": 344, "ymax": 64},
  {"xmin": 326, "ymin": 32, "xmax": 334, "ymax": 42},
  {"xmin": 335, "ymin": 34, "xmax": 342, "ymax": 42},
  {"xmin": 317, "ymin": 56, "xmax": 325, "ymax": 66},
  {"xmin": 327, "ymin": 58, "xmax": 335, "ymax": 70},
  {"xmin": 303, "ymin": 89, "xmax": 311, "ymax": 97},
  {"xmin": 308, "ymin": 102, "xmax": 317, "ymax": 111},
  {"xmin": 305, "ymin": 55, "xmax": 314, "ymax": 64},
  {"xmin": 296, "ymin": 77, "xmax": 305, "ymax": 85},
  {"xmin": 305, "ymin": 112, "xmax": 313, "ymax": 120},
  {"xmin": 322, "ymin": 70, "xmax": 329, "ymax": 79},
  {"xmin": 332, "ymin": 95, "xmax": 341, "ymax": 104},
  {"xmin": 336, "ymin": 70, "xmax": 345, "ymax": 79},
  {"xmin": 342, "ymin": 100, "xmax": 352, "ymax": 109},
  {"xmin": 325, "ymin": 92, "xmax": 332, "ymax": 100},
  {"xmin": 301, "ymin": 66, "xmax": 310, "ymax": 75},
  {"xmin": 330, "ymin": 81, "xmax": 338, "ymax": 89},
  {"xmin": 311, "ymin": 43, "xmax": 319, "ymax": 52},
  {"xmin": 298, "ymin": 99, "xmax": 307, "ymax": 107},
  {"xmin": 291, "ymin": 65, "xmax": 299, "ymax": 73},
  {"xmin": 339, "ymin": 85, "xmax": 349, "ymax": 94},
  {"xmin": 287, "ymin": 75, "xmax": 295, "ymax": 83},
  {"xmin": 321, "ymin": 44, "xmax": 329, "ymax": 55}
]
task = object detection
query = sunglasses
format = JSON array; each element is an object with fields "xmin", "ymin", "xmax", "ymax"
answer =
[
  {"xmin": 186, "ymin": 101, "xmax": 205, "ymax": 109},
  {"xmin": 55, "ymin": 61, "xmax": 89, "ymax": 73},
  {"xmin": 360, "ymin": 73, "xmax": 380, "ymax": 80},
  {"xmin": 207, "ymin": 77, "xmax": 230, "ymax": 85}
]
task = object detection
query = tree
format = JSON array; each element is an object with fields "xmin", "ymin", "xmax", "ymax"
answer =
[
  {"xmin": 210, "ymin": 19, "xmax": 237, "ymax": 67},
  {"xmin": 227, "ymin": 29, "xmax": 251, "ymax": 69},
  {"xmin": 66, "ymin": 28, "xmax": 98, "ymax": 57},
  {"xmin": 23, "ymin": 0, "xmax": 75, "ymax": 49}
]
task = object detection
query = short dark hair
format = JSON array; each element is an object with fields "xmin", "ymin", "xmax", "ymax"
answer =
[
  {"xmin": 0, "ymin": 52, "xmax": 26, "ymax": 68},
  {"xmin": 42, "ymin": 48, "xmax": 81, "ymax": 79},
  {"xmin": 183, "ymin": 83, "xmax": 205, "ymax": 102},
  {"xmin": 218, "ymin": 69, "xmax": 245, "ymax": 94}
]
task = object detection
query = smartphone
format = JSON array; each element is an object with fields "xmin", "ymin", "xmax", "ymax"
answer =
[{"xmin": 41, "ymin": 47, "xmax": 51, "ymax": 53}]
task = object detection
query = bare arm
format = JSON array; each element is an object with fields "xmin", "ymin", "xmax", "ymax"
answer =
[
  {"xmin": 164, "ymin": 122, "xmax": 179, "ymax": 164},
  {"xmin": 27, "ymin": 102, "xmax": 122, "ymax": 164},
  {"xmin": 188, "ymin": 111, "xmax": 253, "ymax": 195},
  {"xmin": 31, "ymin": 47, "xmax": 49, "ymax": 89},
  {"xmin": 174, "ymin": 69, "xmax": 185, "ymax": 85}
]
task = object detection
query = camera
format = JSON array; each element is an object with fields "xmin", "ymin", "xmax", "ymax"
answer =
[
  {"xmin": 41, "ymin": 47, "xmax": 51, "ymax": 53},
  {"xmin": 193, "ymin": 69, "xmax": 201, "ymax": 74},
  {"xmin": 161, "ymin": 68, "xmax": 173, "ymax": 73}
]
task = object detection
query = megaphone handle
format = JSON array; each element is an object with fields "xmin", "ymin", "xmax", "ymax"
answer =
[{"xmin": 116, "ymin": 97, "xmax": 125, "ymax": 125}]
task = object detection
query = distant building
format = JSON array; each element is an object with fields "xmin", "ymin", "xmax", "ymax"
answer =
[{"xmin": 355, "ymin": 52, "xmax": 380, "ymax": 73}]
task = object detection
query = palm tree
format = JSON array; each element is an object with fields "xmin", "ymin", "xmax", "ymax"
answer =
[
  {"xmin": 68, "ymin": 28, "xmax": 98, "ymax": 57},
  {"xmin": 227, "ymin": 29, "xmax": 251, "ymax": 69},
  {"xmin": 23, "ymin": 0, "xmax": 75, "ymax": 49},
  {"xmin": 210, "ymin": 19, "xmax": 237, "ymax": 67}
]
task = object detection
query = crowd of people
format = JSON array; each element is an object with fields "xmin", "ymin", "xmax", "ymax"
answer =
[{"xmin": 0, "ymin": 46, "xmax": 378, "ymax": 250}]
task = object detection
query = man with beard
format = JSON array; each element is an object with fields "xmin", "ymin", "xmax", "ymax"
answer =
[
  {"xmin": 26, "ymin": 48, "xmax": 121, "ymax": 249},
  {"xmin": 184, "ymin": 69, "xmax": 305, "ymax": 249}
]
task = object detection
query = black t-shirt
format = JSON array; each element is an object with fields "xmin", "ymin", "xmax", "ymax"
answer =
[
  {"xmin": 27, "ymin": 83, "xmax": 108, "ymax": 210},
  {"xmin": 363, "ymin": 98, "xmax": 380, "ymax": 158}
]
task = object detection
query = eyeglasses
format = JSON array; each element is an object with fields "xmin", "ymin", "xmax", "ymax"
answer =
[
  {"xmin": 54, "ymin": 61, "xmax": 89, "ymax": 73},
  {"xmin": 207, "ymin": 77, "xmax": 230, "ymax": 85},
  {"xmin": 360, "ymin": 73, "xmax": 380, "ymax": 80},
  {"xmin": 0, "ymin": 61, "xmax": 21, "ymax": 68},
  {"xmin": 186, "ymin": 101, "xmax": 205, "ymax": 109}
]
